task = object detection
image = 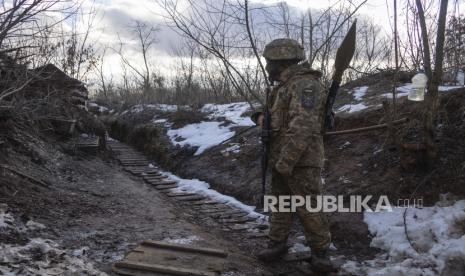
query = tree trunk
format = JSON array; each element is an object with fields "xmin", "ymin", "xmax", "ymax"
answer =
[{"xmin": 416, "ymin": 0, "xmax": 449, "ymax": 168}]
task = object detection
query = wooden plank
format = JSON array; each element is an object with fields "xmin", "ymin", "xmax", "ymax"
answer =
[
  {"xmin": 120, "ymin": 161, "xmax": 149, "ymax": 164},
  {"xmin": 246, "ymin": 232, "xmax": 268, "ymax": 239},
  {"xmin": 142, "ymin": 174, "xmax": 164, "ymax": 178},
  {"xmin": 120, "ymin": 161, "xmax": 150, "ymax": 164},
  {"xmin": 154, "ymin": 184, "xmax": 178, "ymax": 190},
  {"xmin": 219, "ymin": 216, "xmax": 252, "ymax": 224},
  {"xmin": 125, "ymin": 169, "xmax": 159, "ymax": 175},
  {"xmin": 149, "ymin": 181, "xmax": 177, "ymax": 186},
  {"xmin": 190, "ymin": 200, "xmax": 226, "ymax": 206},
  {"xmin": 213, "ymin": 212, "xmax": 248, "ymax": 220},
  {"xmin": 242, "ymin": 222, "xmax": 269, "ymax": 230},
  {"xmin": 141, "ymin": 240, "xmax": 228, "ymax": 258},
  {"xmin": 165, "ymin": 192, "xmax": 198, "ymax": 197},
  {"xmin": 199, "ymin": 207, "xmax": 232, "ymax": 214},
  {"xmin": 121, "ymin": 162, "xmax": 149, "ymax": 167},
  {"xmin": 114, "ymin": 261, "xmax": 216, "ymax": 276},
  {"xmin": 175, "ymin": 195, "xmax": 206, "ymax": 202}
]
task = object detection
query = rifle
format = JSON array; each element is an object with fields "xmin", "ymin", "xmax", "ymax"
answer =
[
  {"xmin": 261, "ymin": 87, "xmax": 271, "ymax": 208},
  {"xmin": 325, "ymin": 20, "xmax": 357, "ymax": 130}
]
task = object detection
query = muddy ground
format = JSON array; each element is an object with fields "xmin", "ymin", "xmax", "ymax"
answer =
[{"xmin": 0, "ymin": 129, "xmax": 276, "ymax": 275}]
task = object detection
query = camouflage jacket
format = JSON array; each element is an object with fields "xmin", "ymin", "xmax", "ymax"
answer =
[{"xmin": 267, "ymin": 63, "xmax": 326, "ymax": 174}]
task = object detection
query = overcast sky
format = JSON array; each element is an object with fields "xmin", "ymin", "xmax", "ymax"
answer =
[{"xmin": 78, "ymin": 0, "xmax": 404, "ymax": 83}]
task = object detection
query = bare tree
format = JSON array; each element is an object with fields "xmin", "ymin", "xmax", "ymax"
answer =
[
  {"xmin": 115, "ymin": 21, "xmax": 159, "ymax": 102},
  {"xmin": 158, "ymin": 0, "xmax": 264, "ymax": 106},
  {"xmin": 54, "ymin": 2, "xmax": 100, "ymax": 81},
  {"xmin": 416, "ymin": 0, "xmax": 449, "ymax": 167}
]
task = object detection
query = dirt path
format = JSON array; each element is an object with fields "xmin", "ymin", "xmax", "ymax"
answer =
[{"xmin": 1, "ymin": 142, "xmax": 274, "ymax": 275}]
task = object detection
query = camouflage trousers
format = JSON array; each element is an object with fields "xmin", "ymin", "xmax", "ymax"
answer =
[{"xmin": 268, "ymin": 166, "xmax": 331, "ymax": 252}]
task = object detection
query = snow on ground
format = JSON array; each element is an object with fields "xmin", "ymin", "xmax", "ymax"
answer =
[
  {"xmin": 222, "ymin": 144, "xmax": 241, "ymax": 154},
  {"xmin": 167, "ymin": 102, "xmax": 254, "ymax": 155},
  {"xmin": 121, "ymin": 104, "xmax": 183, "ymax": 115},
  {"xmin": 87, "ymin": 102, "xmax": 109, "ymax": 113},
  {"xmin": 0, "ymin": 204, "xmax": 106, "ymax": 275},
  {"xmin": 1, "ymin": 238, "xmax": 107, "ymax": 276},
  {"xmin": 383, "ymin": 83, "xmax": 464, "ymax": 99},
  {"xmin": 438, "ymin": 85, "xmax": 464, "ymax": 92},
  {"xmin": 457, "ymin": 71, "xmax": 465, "ymax": 86},
  {"xmin": 351, "ymin": 86, "xmax": 369, "ymax": 101},
  {"xmin": 153, "ymin": 118, "xmax": 168, "ymax": 123},
  {"xmin": 0, "ymin": 205, "xmax": 14, "ymax": 229},
  {"xmin": 162, "ymin": 235, "xmax": 202, "ymax": 245},
  {"xmin": 337, "ymin": 103, "xmax": 368, "ymax": 113},
  {"xmin": 337, "ymin": 86, "xmax": 370, "ymax": 113},
  {"xmin": 161, "ymin": 172, "xmax": 268, "ymax": 223},
  {"xmin": 341, "ymin": 198, "xmax": 465, "ymax": 275},
  {"xmin": 167, "ymin": 121, "xmax": 235, "ymax": 155},
  {"xmin": 201, "ymin": 102, "xmax": 255, "ymax": 126}
]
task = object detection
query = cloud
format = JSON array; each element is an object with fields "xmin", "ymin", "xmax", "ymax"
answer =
[{"xmin": 73, "ymin": 0, "xmax": 391, "ymax": 84}]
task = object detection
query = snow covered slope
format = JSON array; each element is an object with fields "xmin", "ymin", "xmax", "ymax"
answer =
[
  {"xmin": 166, "ymin": 102, "xmax": 255, "ymax": 155},
  {"xmin": 342, "ymin": 198, "xmax": 465, "ymax": 275}
]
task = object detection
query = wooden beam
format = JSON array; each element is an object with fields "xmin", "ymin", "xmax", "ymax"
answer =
[
  {"xmin": 141, "ymin": 240, "xmax": 228, "ymax": 258},
  {"xmin": 326, "ymin": 117, "xmax": 408, "ymax": 136},
  {"xmin": 113, "ymin": 261, "xmax": 216, "ymax": 276}
]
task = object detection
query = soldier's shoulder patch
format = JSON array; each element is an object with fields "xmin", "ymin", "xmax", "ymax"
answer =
[{"xmin": 301, "ymin": 87, "xmax": 315, "ymax": 109}]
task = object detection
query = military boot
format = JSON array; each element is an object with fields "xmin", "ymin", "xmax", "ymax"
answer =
[
  {"xmin": 256, "ymin": 239, "xmax": 288, "ymax": 262},
  {"xmin": 310, "ymin": 249, "xmax": 337, "ymax": 272}
]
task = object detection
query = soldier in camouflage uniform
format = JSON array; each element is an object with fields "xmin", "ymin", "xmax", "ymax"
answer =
[{"xmin": 252, "ymin": 39, "xmax": 334, "ymax": 272}]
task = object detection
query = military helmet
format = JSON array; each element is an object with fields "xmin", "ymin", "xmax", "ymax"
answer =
[{"xmin": 263, "ymin": 38, "xmax": 305, "ymax": 61}]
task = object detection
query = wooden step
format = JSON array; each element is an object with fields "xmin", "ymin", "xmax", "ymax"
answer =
[{"xmin": 113, "ymin": 240, "xmax": 228, "ymax": 276}]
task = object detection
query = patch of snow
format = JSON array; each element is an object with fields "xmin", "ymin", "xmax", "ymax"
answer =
[
  {"xmin": 351, "ymin": 86, "xmax": 369, "ymax": 101},
  {"xmin": 88, "ymin": 102, "xmax": 109, "ymax": 113},
  {"xmin": 164, "ymin": 102, "xmax": 256, "ymax": 154},
  {"xmin": 457, "ymin": 71, "xmax": 465, "ymax": 86},
  {"xmin": 382, "ymin": 84, "xmax": 412, "ymax": 99},
  {"xmin": 162, "ymin": 235, "xmax": 202, "ymax": 245},
  {"xmin": 0, "ymin": 238, "xmax": 107, "ymax": 275},
  {"xmin": 167, "ymin": 122, "xmax": 235, "ymax": 155},
  {"xmin": 338, "ymin": 176, "xmax": 351, "ymax": 184},
  {"xmin": 339, "ymin": 141, "xmax": 351, "ymax": 150},
  {"xmin": 26, "ymin": 220, "xmax": 46, "ymax": 231},
  {"xmin": 0, "ymin": 205, "xmax": 106, "ymax": 275},
  {"xmin": 373, "ymin": 148, "xmax": 383, "ymax": 155},
  {"xmin": 71, "ymin": 246, "xmax": 90, "ymax": 257},
  {"xmin": 153, "ymin": 118, "xmax": 168, "ymax": 123},
  {"xmin": 0, "ymin": 207, "xmax": 14, "ymax": 229},
  {"xmin": 123, "ymin": 104, "xmax": 185, "ymax": 115},
  {"xmin": 438, "ymin": 85, "xmax": 463, "ymax": 92},
  {"xmin": 383, "ymin": 83, "xmax": 464, "ymax": 99},
  {"xmin": 222, "ymin": 144, "xmax": 241, "ymax": 154},
  {"xmin": 342, "ymin": 199, "xmax": 465, "ymax": 275},
  {"xmin": 289, "ymin": 242, "xmax": 310, "ymax": 253},
  {"xmin": 337, "ymin": 103, "xmax": 368, "ymax": 113},
  {"xmin": 201, "ymin": 102, "xmax": 254, "ymax": 126},
  {"xmin": 162, "ymin": 172, "xmax": 267, "ymax": 222}
]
